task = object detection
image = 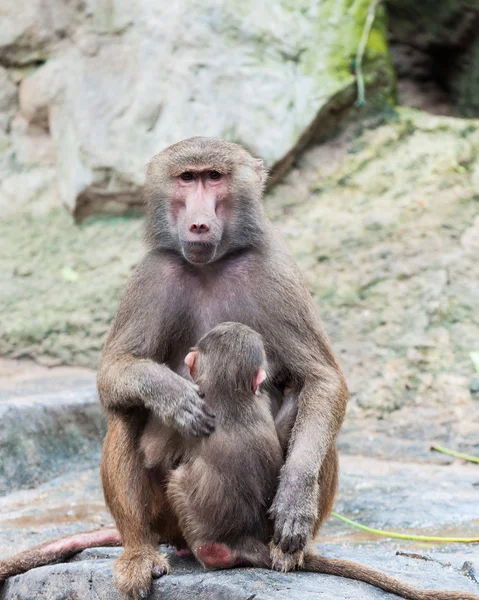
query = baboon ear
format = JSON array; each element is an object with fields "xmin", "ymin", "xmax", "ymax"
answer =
[
  {"xmin": 185, "ymin": 350, "xmax": 199, "ymax": 378},
  {"xmin": 253, "ymin": 367, "xmax": 267, "ymax": 395}
]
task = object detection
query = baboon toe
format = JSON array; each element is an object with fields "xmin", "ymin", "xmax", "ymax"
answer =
[
  {"xmin": 270, "ymin": 544, "xmax": 304, "ymax": 572},
  {"xmin": 115, "ymin": 549, "xmax": 170, "ymax": 598},
  {"xmin": 151, "ymin": 551, "xmax": 171, "ymax": 578}
]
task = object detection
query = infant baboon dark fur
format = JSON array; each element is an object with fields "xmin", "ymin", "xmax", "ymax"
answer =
[{"xmin": 141, "ymin": 322, "xmax": 289, "ymax": 568}]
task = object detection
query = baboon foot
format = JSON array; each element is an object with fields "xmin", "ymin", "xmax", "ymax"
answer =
[{"xmin": 114, "ymin": 548, "xmax": 170, "ymax": 599}]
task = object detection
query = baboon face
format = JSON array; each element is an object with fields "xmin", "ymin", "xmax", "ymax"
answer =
[
  {"xmin": 144, "ymin": 137, "xmax": 267, "ymax": 265},
  {"xmin": 170, "ymin": 165, "xmax": 228, "ymax": 265}
]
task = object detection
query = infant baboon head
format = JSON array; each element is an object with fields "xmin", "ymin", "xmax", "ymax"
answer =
[{"xmin": 185, "ymin": 322, "xmax": 267, "ymax": 397}]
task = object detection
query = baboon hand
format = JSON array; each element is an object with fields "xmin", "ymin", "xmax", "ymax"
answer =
[
  {"xmin": 270, "ymin": 477, "xmax": 318, "ymax": 569},
  {"xmin": 161, "ymin": 379, "xmax": 216, "ymax": 437}
]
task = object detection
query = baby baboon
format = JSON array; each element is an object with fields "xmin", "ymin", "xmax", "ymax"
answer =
[{"xmin": 163, "ymin": 322, "xmax": 292, "ymax": 568}]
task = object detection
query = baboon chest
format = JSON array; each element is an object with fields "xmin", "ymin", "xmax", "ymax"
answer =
[
  {"xmin": 165, "ymin": 259, "xmax": 269, "ymax": 373},
  {"xmin": 188, "ymin": 259, "xmax": 260, "ymax": 337}
]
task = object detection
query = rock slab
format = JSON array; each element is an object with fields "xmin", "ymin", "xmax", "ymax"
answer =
[
  {"xmin": 0, "ymin": 360, "xmax": 102, "ymax": 495},
  {"xmin": 1, "ymin": 546, "xmax": 478, "ymax": 599}
]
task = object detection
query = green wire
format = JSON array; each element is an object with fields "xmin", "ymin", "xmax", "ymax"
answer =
[
  {"xmin": 430, "ymin": 445, "xmax": 479, "ymax": 464},
  {"xmin": 332, "ymin": 444, "xmax": 479, "ymax": 542},
  {"xmin": 331, "ymin": 512, "xmax": 479, "ymax": 543}
]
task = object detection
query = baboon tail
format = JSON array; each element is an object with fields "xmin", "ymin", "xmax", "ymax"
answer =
[
  {"xmin": 0, "ymin": 528, "xmax": 121, "ymax": 582},
  {"xmin": 303, "ymin": 552, "xmax": 479, "ymax": 600}
]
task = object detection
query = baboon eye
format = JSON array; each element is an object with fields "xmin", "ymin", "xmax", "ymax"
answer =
[
  {"xmin": 209, "ymin": 170, "xmax": 222, "ymax": 180},
  {"xmin": 180, "ymin": 172, "xmax": 195, "ymax": 181}
]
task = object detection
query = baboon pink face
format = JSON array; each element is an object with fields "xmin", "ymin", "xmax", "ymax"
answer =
[
  {"xmin": 145, "ymin": 137, "xmax": 267, "ymax": 264},
  {"xmin": 170, "ymin": 169, "xmax": 229, "ymax": 265}
]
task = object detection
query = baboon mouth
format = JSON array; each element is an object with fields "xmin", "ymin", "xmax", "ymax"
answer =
[
  {"xmin": 185, "ymin": 241, "xmax": 214, "ymax": 247},
  {"xmin": 182, "ymin": 242, "xmax": 218, "ymax": 264}
]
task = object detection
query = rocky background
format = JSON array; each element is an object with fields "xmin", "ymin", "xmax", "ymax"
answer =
[{"xmin": 0, "ymin": 1, "xmax": 478, "ymax": 598}]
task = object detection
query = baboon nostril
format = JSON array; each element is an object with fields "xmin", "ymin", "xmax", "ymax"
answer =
[{"xmin": 189, "ymin": 222, "xmax": 210, "ymax": 233}]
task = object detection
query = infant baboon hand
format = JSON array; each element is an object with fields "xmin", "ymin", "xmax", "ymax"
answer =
[{"xmin": 163, "ymin": 379, "xmax": 215, "ymax": 437}]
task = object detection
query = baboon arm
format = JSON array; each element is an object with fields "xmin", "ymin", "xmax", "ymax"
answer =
[
  {"xmin": 98, "ymin": 346, "xmax": 215, "ymax": 437},
  {"xmin": 288, "ymin": 364, "xmax": 347, "ymax": 472},
  {"xmin": 98, "ymin": 333, "xmax": 220, "ymax": 439},
  {"xmin": 262, "ymin": 255, "xmax": 348, "ymax": 552},
  {"xmin": 97, "ymin": 256, "xmax": 215, "ymax": 436},
  {"xmin": 98, "ymin": 353, "xmax": 189, "ymax": 412},
  {"xmin": 271, "ymin": 362, "xmax": 348, "ymax": 555},
  {"xmin": 97, "ymin": 255, "xmax": 185, "ymax": 413}
]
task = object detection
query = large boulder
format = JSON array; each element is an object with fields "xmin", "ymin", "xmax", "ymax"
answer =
[
  {"xmin": 3, "ymin": 0, "xmax": 394, "ymax": 217},
  {"xmin": 0, "ymin": 0, "xmax": 85, "ymax": 66}
]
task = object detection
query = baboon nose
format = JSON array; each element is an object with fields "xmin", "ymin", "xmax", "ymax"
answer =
[{"xmin": 189, "ymin": 221, "xmax": 210, "ymax": 234}]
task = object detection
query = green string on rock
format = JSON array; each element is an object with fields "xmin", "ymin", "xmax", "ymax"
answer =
[
  {"xmin": 430, "ymin": 445, "xmax": 479, "ymax": 464},
  {"xmin": 331, "ymin": 512, "xmax": 479, "ymax": 543}
]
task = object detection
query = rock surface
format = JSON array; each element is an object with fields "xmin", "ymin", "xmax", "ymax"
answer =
[
  {"xmin": 0, "ymin": 467, "xmax": 112, "ymax": 558},
  {"xmin": 0, "ymin": 359, "xmax": 102, "ymax": 495},
  {"xmin": 2, "ymin": 544, "xmax": 478, "ymax": 600},
  {"xmin": 0, "ymin": 359, "xmax": 478, "ymax": 598},
  {"xmin": 0, "ymin": 0, "xmax": 393, "ymax": 217},
  {"xmin": 0, "ymin": 359, "xmax": 479, "ymax": 600},
  {"xmin": 1, "ymin": 453, "xmax": 478, "ymax": 559},
  {"xmin": 1, "ymin": 454, "xmax": 478, "ymax": 598}
]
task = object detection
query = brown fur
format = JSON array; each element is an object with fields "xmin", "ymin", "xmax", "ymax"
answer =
[
  {"xmin": 164, "ymin": 323, "xmax": 283, "ymax": 552},
  {"xmin": 0, "ymin": 140, "xmax": 475, "ymax": 600},
  {"xmin": 140, "ymin": 322, "xmax": 291, "ymax": 468},
  {"xmin": 93, "ymin": 137, "xmax": 477, "ymax": 600},
  {"xmin": 96, "ymin": 137, "xmax": 347, "ymax": 597}
]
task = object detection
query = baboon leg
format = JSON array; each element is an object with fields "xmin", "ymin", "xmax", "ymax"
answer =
[
  {"xmin": 151, "ymin": 483, "xmax": 188, "ymax": 552},
  {"xmin": 101, "ymin": 417, "xmax": 171, "ymax": 599}
]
